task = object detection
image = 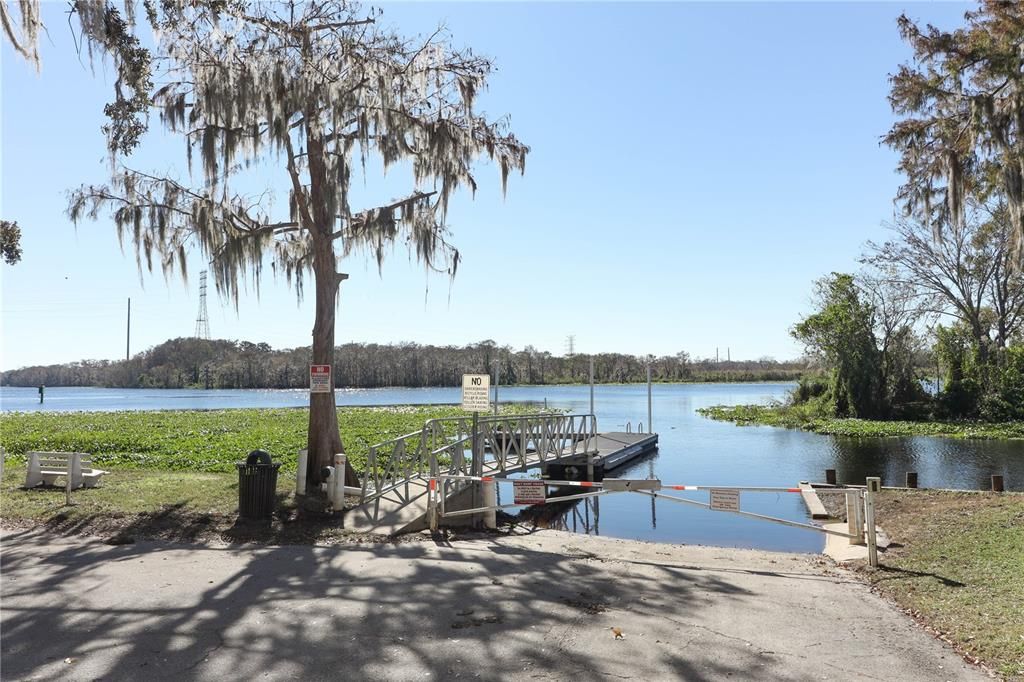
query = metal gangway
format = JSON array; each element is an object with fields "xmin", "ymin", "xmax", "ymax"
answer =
[{"xmin": 355, "ymin": 412, "xmax": 598, "ymax": 506}]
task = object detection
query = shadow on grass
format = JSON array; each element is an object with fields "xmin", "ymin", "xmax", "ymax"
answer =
[
  {"xmin": 6, "ymin": 487, "xmax": 366, "ymax": 546},
  {"xmin": 872, "ymin": 564, "xmax": 967, "ymax": 588}
]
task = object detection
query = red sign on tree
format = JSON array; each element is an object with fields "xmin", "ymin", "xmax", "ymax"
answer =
[{"xmin": 310, "ymin": 365, "xmax": 331, "ymax": 394}]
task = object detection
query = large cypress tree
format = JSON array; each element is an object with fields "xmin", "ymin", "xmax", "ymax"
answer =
[{"xmin": 68, "ymin": 0, "xmax": 528, "ymax": 487}]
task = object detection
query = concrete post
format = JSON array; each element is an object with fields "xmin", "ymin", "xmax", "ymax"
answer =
[
  {"xmin": 482, "ymin": 477, "xmax": 497, "ymax": 529},
  {"xmin": 428, "ymin": 477, "xmax": 438, "ymax": 532},
  {"xmin": 296, "ymin": 449, "xmax": 308, "ymax": 496},
  {"xmin": 333, "ymin": 453, "xmax": 347, "ymax": 512},
  {"xmin": 865, "ymin": 477, "xmax": 880, "ymax": 567},
  {"xmin": 846, "ymin": 490, "xmax": 864, "ymax": 545}
]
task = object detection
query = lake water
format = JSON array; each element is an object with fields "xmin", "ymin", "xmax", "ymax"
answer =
[{"xmin": 2, "ymin": 383, "xmax": 1021, "ymax": 552}]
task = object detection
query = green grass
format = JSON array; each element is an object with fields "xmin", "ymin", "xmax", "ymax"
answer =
[
  {"xmin": 698, "ymin": 403, "xmax": 1024, "ymax": 439},
  {"xmin": 0, "ymin": 403, "xmax": 541, "ymax": 542},
  {"xmin": 0, "ymin": 466, "xmax": 252, "ymax": 518},
  {"xmin": 0, "ymin": 404, "xmax": 536, "ymax": 473},
  {"xmin": 870, "ymin": 491, "xmax": 1024, "ymax": 679}
]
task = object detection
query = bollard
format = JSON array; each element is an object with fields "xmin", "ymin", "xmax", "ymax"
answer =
[
  {"xmin": 864, "ymin": 477, "xmax": 880, "ymax": 567},
  {"xmin": 906, "ymin": 472, "xmax": 918, "ymax": 489},
  {"xmin": 482, "ymin": 477, "xmax": 497, "ymax": 530},
  {"xmin": 296, "ymin": 448, "xmax": 308, "ymax": 496},
  {"xmin": 846, "ymin": 490, "xmax": 865, "ymax": 546},
  {"xmin": 333, "ymin": 453, "xmax": 347, "ymax": 512},
  {"xmin": 825, "ymin": 469, "xmax": 837, "ymax": 485},
  {"xmin": 429, "ymin": 478, "xmax": 438, "ymax": 532},
  {"xmin": 991, "ymin": 475, "xmax": 1005, "ymax": 492}
]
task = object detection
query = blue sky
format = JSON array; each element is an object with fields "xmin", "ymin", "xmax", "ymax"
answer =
[{"xmin": 0, "ymin": 1, "xmax": 970, "ymax": 370}]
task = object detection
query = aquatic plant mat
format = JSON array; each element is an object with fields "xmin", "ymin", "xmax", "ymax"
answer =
[{"xmin": 699, "ymin": 404, "xmax": 1024, "ymax": 439}]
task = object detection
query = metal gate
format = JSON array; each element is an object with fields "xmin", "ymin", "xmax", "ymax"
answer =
[{"xmin": 427, "ymin": 476, "xmax": 883, "ymax": 566}]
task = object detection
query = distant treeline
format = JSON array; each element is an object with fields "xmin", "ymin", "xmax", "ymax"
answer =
[{"xmin": 0, "ymin": 338, "xmax": 807, "ymax": 389}]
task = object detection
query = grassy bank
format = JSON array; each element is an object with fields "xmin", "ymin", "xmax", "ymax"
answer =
[
  {"xmin": 0, "ymin": 404, "xmax": 534, "ymax": 473},
  {"xmin": 869, "ymin": 490, "xmax": 1024, "ymax": 679},
  {"xmin": 698, "ymin": 403, "xmax": 1024, "ymax": 439},
  {"xmin": 0, "ymin": 404, "xmax": 534, "ymax": 542}
]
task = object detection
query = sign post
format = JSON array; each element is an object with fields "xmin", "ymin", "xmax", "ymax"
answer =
[
  {"xmin": 310, "ymin": 365, "xmax": 331, "ymax": 394},
  {"xmin": 462, "ymin": 374, "xmax": 491, "ymax": 527}
]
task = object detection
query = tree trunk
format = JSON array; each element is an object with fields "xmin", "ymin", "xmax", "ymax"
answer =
[{"xmin": 305, "ymin": 233, "xmax": 359, "ymax": 490}]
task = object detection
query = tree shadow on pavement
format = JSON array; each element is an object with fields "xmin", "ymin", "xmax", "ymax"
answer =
[{"xmin": 0, "ymin": 526, "xmax": 782, "ymax": 681}]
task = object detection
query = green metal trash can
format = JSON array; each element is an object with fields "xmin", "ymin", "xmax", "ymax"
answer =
[{"xmin": 236, "ymin": 450, "xmax": 281, "ymax": 519}]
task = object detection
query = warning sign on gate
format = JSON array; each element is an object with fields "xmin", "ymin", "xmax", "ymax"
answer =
[
  {"xmin": 709, "ymin": 488, "xmax": 740, "ymax": 512},
  {"xmin": 461, "ymin": 373, "xmax": 490, "ymax": 412},
  {"xmin": 513, "ymin": 479, "xmax": 546, "ymax": 505},
  {"xmin": 310, "ymin": 365, "xmax": 331, "ymax": 394}
]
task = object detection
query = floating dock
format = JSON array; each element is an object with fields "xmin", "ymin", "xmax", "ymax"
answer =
[{"xmin": 542, "ymin": 432, "xmax": 659, "ymax": 481}]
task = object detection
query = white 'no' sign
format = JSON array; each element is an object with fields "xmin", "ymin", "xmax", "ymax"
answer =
[{"xmin": 461, "ymin": 374, "xmax": 490, "ymax": 412}]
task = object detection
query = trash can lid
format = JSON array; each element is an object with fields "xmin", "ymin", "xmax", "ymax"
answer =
[{"xmin": 245, "ymin": 449, "xmax": 274, "ymax": 466}]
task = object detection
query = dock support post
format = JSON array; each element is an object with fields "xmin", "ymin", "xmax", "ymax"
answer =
[
  {"xmin": 992, "ymin": 475, "xmax": 1004, "ymax": 492},
  {"xmin": 493, "ymin": 361, "xmax": 500, "ymax": 415},
  {"xmin": 906, "ymin": 472, "xmax": 918, "ymax": 489},
  {"xmin": 646, "ymin": 363, "xmax": 652, "ymax": 434},
  {"xmin": 825, "ymin": 469, "xmax": 836, "ymax": 485},
  {"xmin": 865, "ymin": 477, "xmax": 880, "ymax": 567},
  {"xmin": 589, "ymin": 357, "xmax": 595, "ymax": 418}
]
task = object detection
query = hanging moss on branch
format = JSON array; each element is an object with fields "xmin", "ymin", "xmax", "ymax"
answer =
[{"xmin": 66, "ymin": 1, "xmax": 529, "ymax": 489}]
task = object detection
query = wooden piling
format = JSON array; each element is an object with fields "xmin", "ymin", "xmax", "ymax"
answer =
[
  {"xmin": 906, "ymin": 472, "xmax": 918, "ymax": 489},
  {"xmin": 825, "ymin": 469, "xmax": 836, "ymax": 485},
  {"xmin": 991, "ymin": 475, "xmax": 1005, "ymax": 493}
]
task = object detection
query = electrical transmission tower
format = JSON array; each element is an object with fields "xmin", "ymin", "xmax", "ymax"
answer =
[
  {"xmin": 194, "ymin": 270, "xmax": 211, "ymax": 340},
  {"xmin": 565, "ymin": 334, "xmax": 576, "ymax": 357}
]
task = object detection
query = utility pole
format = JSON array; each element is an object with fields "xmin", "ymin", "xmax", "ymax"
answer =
[{"xmin": 126, "ymin": 298, "xmax": 131, "ymax": 361}]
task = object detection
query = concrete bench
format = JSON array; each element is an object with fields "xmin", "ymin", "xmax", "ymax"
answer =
[{"xmin": 24, "ymin": 452, "xmax": 107, "ymax": 489}]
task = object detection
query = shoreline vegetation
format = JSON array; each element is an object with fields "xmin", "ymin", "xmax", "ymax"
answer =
[
  {"xmin": 698, "ymin": 403, "xmax": 1024, "ymax": 440},
  {"xmin": 0, "ymin": 336, "xmax": 805, "ymax": 389}
]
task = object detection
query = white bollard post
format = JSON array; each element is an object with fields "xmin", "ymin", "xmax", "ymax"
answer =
[
  {"xmin": 429, "ymin": 477, "xmax": 438, "ymax": 532},
  {"xmin": 864, "ymin": 477, "xmax": 880, "ymax": 567},
  {"xmin": 482, "ymin": 477, "xmax": 497, "ymax": 530},
  {"xmin": 296, "ymin": 449, "xmax": 308, "ymax": 497},
  {"xmin": 846, "ymin": 490, "xmax": 865, "ymax": 545},
  {"xmin": 333, "ymin": 453, "xmax": 347, "ymax": 512}
]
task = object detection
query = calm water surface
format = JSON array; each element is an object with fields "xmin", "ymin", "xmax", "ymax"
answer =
[{"xmin": 2, "ymin": 383, "xmax": 1021, "ymax": 552}]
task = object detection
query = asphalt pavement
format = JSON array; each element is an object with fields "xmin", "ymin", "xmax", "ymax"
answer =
[{"xmin": 0, "ymin": 528, "xmax": 986, "ymax": 681}]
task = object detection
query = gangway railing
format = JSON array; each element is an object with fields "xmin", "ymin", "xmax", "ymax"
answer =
[{"xmin": 358, "ymin": 412, "xmax": 597, "ymax": 505}]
